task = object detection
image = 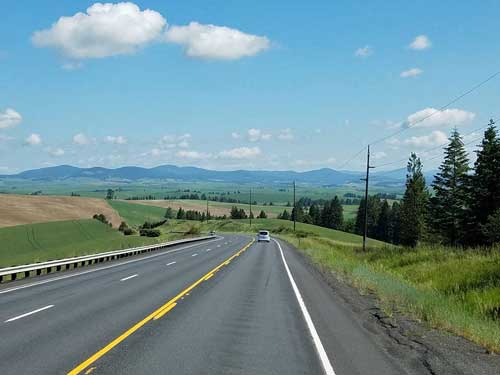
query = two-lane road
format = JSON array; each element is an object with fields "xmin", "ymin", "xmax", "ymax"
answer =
[{"xmin": 0, "ymin": 234, "xmax": 415, "ymax": 374}]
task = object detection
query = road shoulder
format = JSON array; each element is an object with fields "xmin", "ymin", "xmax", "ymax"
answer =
[{"xmin": 277, "ymin": 238, "xmax": 500, "ymax": 375}]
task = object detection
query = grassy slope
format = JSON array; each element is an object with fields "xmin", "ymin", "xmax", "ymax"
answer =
[
  {"xmin": 108, "ymin": 200, "xmax": 167, "ymax": 227},
  {"xmin": 0, "ymin": 219, "xmax": 183, "ymax": 267}
]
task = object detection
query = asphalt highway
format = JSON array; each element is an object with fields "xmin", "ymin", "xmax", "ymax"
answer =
[{"xmin": 0, "ymin": 234, "xmax": 417, "ymax": 374}]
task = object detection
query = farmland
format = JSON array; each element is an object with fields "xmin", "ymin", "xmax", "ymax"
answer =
[{"xmin": 0, "ymin": 194, "xmax": 122, "ymax": 228}]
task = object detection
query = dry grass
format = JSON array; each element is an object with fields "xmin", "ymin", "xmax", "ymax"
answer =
[{"xmin": 0, "ymin": 194, "xmax": 122, "ymax": 228}]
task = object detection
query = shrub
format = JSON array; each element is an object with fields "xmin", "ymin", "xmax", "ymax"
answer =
[
  {"xmin": 140, "ymin": 228, "xmax": 161, "ymax": 237},
  {"xmin": 123, "ymin": 228, "xmax": 134, "ymax": 236},
  {"xmin": 93, "ymin": 213, "xmax": 112, "ymax": 226},
  {"xmin": 185, "ymin": 225, "xmax": 201, "ymax": 235}
]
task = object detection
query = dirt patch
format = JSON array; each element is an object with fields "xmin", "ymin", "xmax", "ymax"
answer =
[{"xmin": 0, "ymin": 194, "xmax": 122, "ymax": 228}]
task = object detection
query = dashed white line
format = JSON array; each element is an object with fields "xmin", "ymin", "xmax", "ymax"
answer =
[
  {"xmin": 5, "ymin": 305, "xmax": 54, "ymax": 323},
  {"xmin": 192, "ymin": 253, "xmax": 198, "ymax": 257},
  {"xmin": 217, "ymin": 245, "xmax": 221, "ymax": 248},
  {"xmin": 273, "ymin": 239, "xmax": 336, "ymax": 375},
  {"xmin": 206, "ymin": 249, "xmax": 212, "ymax": 252},
  {"xmin": 0, "ymin": 237, "xmax": 224, "ymax": 295},
  {"xmin": 120, "ymin": 274, "xmax": 138, "ymax": 282},
  {"xmin": 166, "ymin": 261, "xmax": 176, "ymax": 266}
]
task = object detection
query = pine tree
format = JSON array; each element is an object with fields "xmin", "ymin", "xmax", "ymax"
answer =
[
  {"xmin": 388, "ymin": 201, "xmax": 401, "ymax": 244},
  {"xmin": 430, "ymin": 129, "xmax": 470, "ymax": 245},
  {"xmin": 330, "ymin": 196, "xmax": 344, "ymax": 230},
  {"xmin": 467, "ymin": 120, "xmax": 500, "ymax": 245},
  {"xmin": 308, "ymin": 204, "xmax": 321, "ymax": 225},
  {"xmin": 400, "ymin": 153, "xmax": 428, "ymax": 247},
  {"xmin": 258, "ymin": 210, "xmax": 267, "ymax": 219},
  {"xmin": 176, "ymin": 207, "xmax": 185, "ymax": 220},
  {"xmin": 354, "ymin": 196, "xmax": 381, "ymax": 237},
  {"xmin": 376, "ymin": 200, "xmax": 391, "ymax": 242}
]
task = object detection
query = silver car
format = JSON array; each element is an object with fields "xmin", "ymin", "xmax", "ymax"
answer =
[{"xmin": 257, "ymin": 230, "xmax": 271, "ymax": 242}]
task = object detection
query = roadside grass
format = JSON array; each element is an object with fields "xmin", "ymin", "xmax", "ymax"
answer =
[
  {"xmin": 0, "ymin": 219, "xmax": 185, "ymax": 267},
  {"xmin": 279, "ymin": 236, "xmax": 500, "ymax": 353}
]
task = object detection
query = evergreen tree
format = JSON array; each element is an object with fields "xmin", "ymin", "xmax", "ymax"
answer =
[
  {"xmin": 164, "ymin": 207, "xmax": 174, "ymax": 219},
  {"xmin": 400, "ymin": 153, "xmax": 428, "ymax": 247},
  {"xmin": 291, "ymin": 205, "xmax": 305, "ymax": 223},
  {"xmin": 376, "ymin": 200, "xmax": 391, "ymax": 242},
  {"xmin": 308, "ymin": 204, "xmax": 321, "ymax": 225},
  {"xmin": 279, "ymin": 209, "xmax": 291, "ymax": 220},
  {"xmin": 354, "ymin": 196, "xmax": 381, "ymax": 237},
  {"xmin": 430, "ymin": 129, "xmax": 470, "ymax": 245},
  {"xmin": 388, "ymin": 201, "xmax": 401, "ymax": 244},
  {"xmin": 176, "ymin": 207, "xmax": 186, "ymax": 220},
  {"xmin": 467, "ymin": 120, "xmax": 500, "ymax": 245},
  {"xmin": 258, "ymin": 210, "xmax": 267, "ymax": 219}
]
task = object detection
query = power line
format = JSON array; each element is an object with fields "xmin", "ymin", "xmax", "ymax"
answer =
[
  {"xmin": 374, "ymin": 118, "xmax": 497, "ymax": 169},
  {"xmin": 336, "ymin": 70, "xmax": 500, "ymax": 169}
]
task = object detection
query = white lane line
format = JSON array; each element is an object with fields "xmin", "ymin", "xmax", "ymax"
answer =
[
  {"xmin": 166, "ymin": 261, "xmax": 176, "ymax": 266},
  {"xmin": 206, "ymin": 249, "xmax": 212, "ymax": 252},
  {"xmin": 217, "ymin": 245, "xmax": 221, "ymax": 248},
  {"xmin": 273, "ymin": 239, "xmax": 336, "ymax": 375},
  {"xmin": 192, "ymin": 253, "xmax": 198, "ymax": 257},
  {"xmin": 5, "ymin": 305, "xmax": 54, "ymax": 323},
  {"xmin": 0, "ymin": 237, "xmax": 225, "ymax": 295},
  {"xmin": 120, "ymin": 274, "xmax": 138, "ymax": 282}
]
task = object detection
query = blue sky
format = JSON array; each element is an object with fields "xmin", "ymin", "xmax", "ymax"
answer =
[{"xmin": 0, "ymin": 0, "xmax": 499, "ymax": 173}]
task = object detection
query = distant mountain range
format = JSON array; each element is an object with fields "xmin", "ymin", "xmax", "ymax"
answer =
[{"xmin": 0, "ymin": 164, "xmax": 437, "ymax": 187}]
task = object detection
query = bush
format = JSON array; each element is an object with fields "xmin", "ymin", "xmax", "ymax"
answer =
[
  {"xmin": 185, "ymin": 225, "xmax": 201, "ymax": 235},
  {"xmin": 123, "ymin": 228, "xmax": 134, "ymax": 236},
  {"xmin": 93, "ymin": 213, "xmax": 112, "ymax": 226},
  {"xmin": 140, "ymin": 220, "xmax": 167, "ymax": 229},
  {"xmin": 140, "ymin": 228, "xmax": 161, "ymax": 237}
]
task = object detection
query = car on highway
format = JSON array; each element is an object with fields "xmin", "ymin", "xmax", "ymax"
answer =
[
  {"xmin": 209, "ymin": 230, "xmax": 216, "ymax": 236},
  {"xmin": 257, "ymin": 230, "xmax": 271, "ymax": 242}
]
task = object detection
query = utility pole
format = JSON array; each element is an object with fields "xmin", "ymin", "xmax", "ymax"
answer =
[
  {"xmin": 293, "ymin": 181, "xmax": 296, "ymax": 231},
  {"xmin": 249, "ymin": 188, "xmax": 252, "ymax": 227},
  {"xmin": 361, "ymin": 145, "xmax": 375, "ymax": 251}
]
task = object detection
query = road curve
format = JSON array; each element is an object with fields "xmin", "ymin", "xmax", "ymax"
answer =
[{"xmin": 0, "ymin": 234, "xmax": 418, "ymax": 374}]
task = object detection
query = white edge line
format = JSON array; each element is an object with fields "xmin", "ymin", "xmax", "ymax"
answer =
[
  {"xmin": 192, "ymin": 253, "xmax": 198, "ymax": 257},
  {"xmin": 273, "ymin": 238, "xmax": 336, "ymax": 375},
  {"xmin": 0, "ymin": 237, "xmax": 224, "ymax": 295},
  {"xmin": 120, "ymin": 274, "xmax": 138, "ymax": 282},
  {"xmin": 166, "ymin": 261, "xmax": 176, "ymax": 266},
  {"xmin": 5, "ymin": 304, "xmax": 54, "ymax": 323}
]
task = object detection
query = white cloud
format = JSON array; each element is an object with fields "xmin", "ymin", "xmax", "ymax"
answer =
[
  {"xmin": 62, "ymin": 61, "xmax": 84, "ymax": 71},
  {"xmin": 176, "ymin": 150, "xmax": 211, "ymax": 159},
  {"xmin": 277, "ymin": 128, "xmax": 294, "ymax": 141},
  {"xmin": 48, "ymin": 147, "xmax": 65, "ymax": 156},
  {"xmin": 159, "ymin": 133, "xmax": 191, "ymax": 148},
  {"xmin": 400, "ymin": 68, "xmax": 423, "ymax": 78},
  {"xmin": 247, "ymin": 128, "xmax": 271, "ymax": 142},
  {"xmin": 105, "ymin": 135, "xmax": 127, "ymax": 144},
  {"xmin": 0, "ymin": 134, "xmax": 14, "ymax": 142},
  {"xmin": 231, "ymin": 132, "xmax": 241, "ymax": 139},
  {"xmin": 354, "ymin": 45, "xmax": 373, "ymax": 57},
  {"xmin": 402, "ymin": 108, "xmax": 475, "ymax": 129},
  {"xmin": 73, "ymin": 133, "xmax": 90, "ymax": 145},
  {"xmin": 219, "ymin": 146, "xmax": 261, "ymax": 159},
  {"xmin": 0, "ymin": 108, "xmax": 22, "ymax": 129},
  {"xmin": 25, "ymin": 133, "xmax": 42, "ymax": 145},
  {"xmin": 409, "ymin": 35, "xmax": 431, "ymax": 50},
  {"xmin": 372, "ymin": 151, "xmax": 387, "ymax": 160},
  {"xmin": 165, "ymin": 22, "xmax": 270, "ymax": 60},
  {"xmin": 403, "ymin": 130, "xmax": 448, "ymax": 147},
  {"xmin": 32, "ymin": 2, "xmax": 167, "ymax": 59}
]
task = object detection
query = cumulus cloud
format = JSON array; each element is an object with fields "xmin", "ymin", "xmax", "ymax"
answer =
[
  {"xmin": 32, "ymin": 2, "xmax": 167, "ymax": 59},
  {"xmin": 403, "ymin": 130, "xmax": 448, "ymax": 147},
  {"xmin": 0, "ymin": 108, "xmax": 22, "ymax": 129},
  {"xmin": 25, "ymin": 133, "xmax": 42, "ymax": 145},
  {"xmin": 400, "ymin": 68, "xmax": 423, "ymax": 78},
  {"xmin": 401, "ymin": 108, "xmax": 475, "ymax": 129},
  {"xmin": 73, "ymin": 133, "xmax": 90, "ymax": 145},
  {"xmin": 354, "ymin": 45, "xmax": 373, "ymax": 57},
  {"xmin": 372, "ymin": 151, "xmax": 387, "ymax": 160},
  {"xmin": 165, "ymin": 22, "xmax": 270, "ymax": 60},
  {"xmin": 48, "ymin": 147, "xmax": 65, "ymax": 156},
  {"xmin": 247, "ymin": 128, "xmax": 271, "ymax": 142},
  {"xmin": 159, "ymin": 133, "xmax": 191, "ymax": 148},
  {"xmin": 176, "ymin": 150, "xmax": 211, "ymax": 159},
  {"xmin": 231, "ymin": 132, "xmax": 241, "ymax": 139},
  {"xmin": 409, "ymin": 35, "xmax": 431, "ymax": 50},
  {"xmin": 105, "ymin": 135, "xmax": 127, "ymax": 144},
  {"xmin": 277, "ymin": 128, "xmax": 294, "ymax": 141},
  {"xmin": 219, "ymin": 146, "xmax": 261, "ymax": 159}
]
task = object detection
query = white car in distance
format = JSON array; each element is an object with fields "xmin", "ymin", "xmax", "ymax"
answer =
[{"xmin": 257, "ymin": 230, "xmax": 271, "ymax": 242}]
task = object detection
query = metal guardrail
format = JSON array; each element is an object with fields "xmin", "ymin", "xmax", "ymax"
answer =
[{"xmin": 0, "ymin": 235, "xmax": 216, "ymax": 283}]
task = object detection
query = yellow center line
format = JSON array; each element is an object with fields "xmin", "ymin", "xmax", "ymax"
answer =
[{"xmin": 67, "ymin": 239, "xmax": 254, "ymax": 375}]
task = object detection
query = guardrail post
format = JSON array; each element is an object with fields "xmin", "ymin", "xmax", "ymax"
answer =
[
  {"xmin": 11, "ymin": 273, "xmax": 17, "ymax": 281},
  {"xmin": 24, "ymin": 271, "xmax": 30, "ymax": 278},
  {"xmin": 37, "ymin": 269, "xmax": 41, "ymax": 276}
]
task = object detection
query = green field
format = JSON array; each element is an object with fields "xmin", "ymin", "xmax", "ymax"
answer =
[
  {"xmin": 108, "ymin": 200, "xmax": 167, "ymax": 227},
  {"xmin": 0, "ymin": 219, "xmax": 184, "ymax": 267}
]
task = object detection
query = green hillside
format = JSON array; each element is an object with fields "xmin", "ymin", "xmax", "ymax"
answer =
[{"xmin": 108, "ymin": 200, "xmax": 167, "ymax": 227}]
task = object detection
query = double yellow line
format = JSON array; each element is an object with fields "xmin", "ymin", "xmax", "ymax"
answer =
[{"xmin": 68, "ymin": 240, "xmax": 254, "ymax": 375}]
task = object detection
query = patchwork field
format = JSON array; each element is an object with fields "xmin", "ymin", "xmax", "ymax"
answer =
[{"xmin": 0, "ymin": 194, "xmax": 122, "ymax": 228}]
